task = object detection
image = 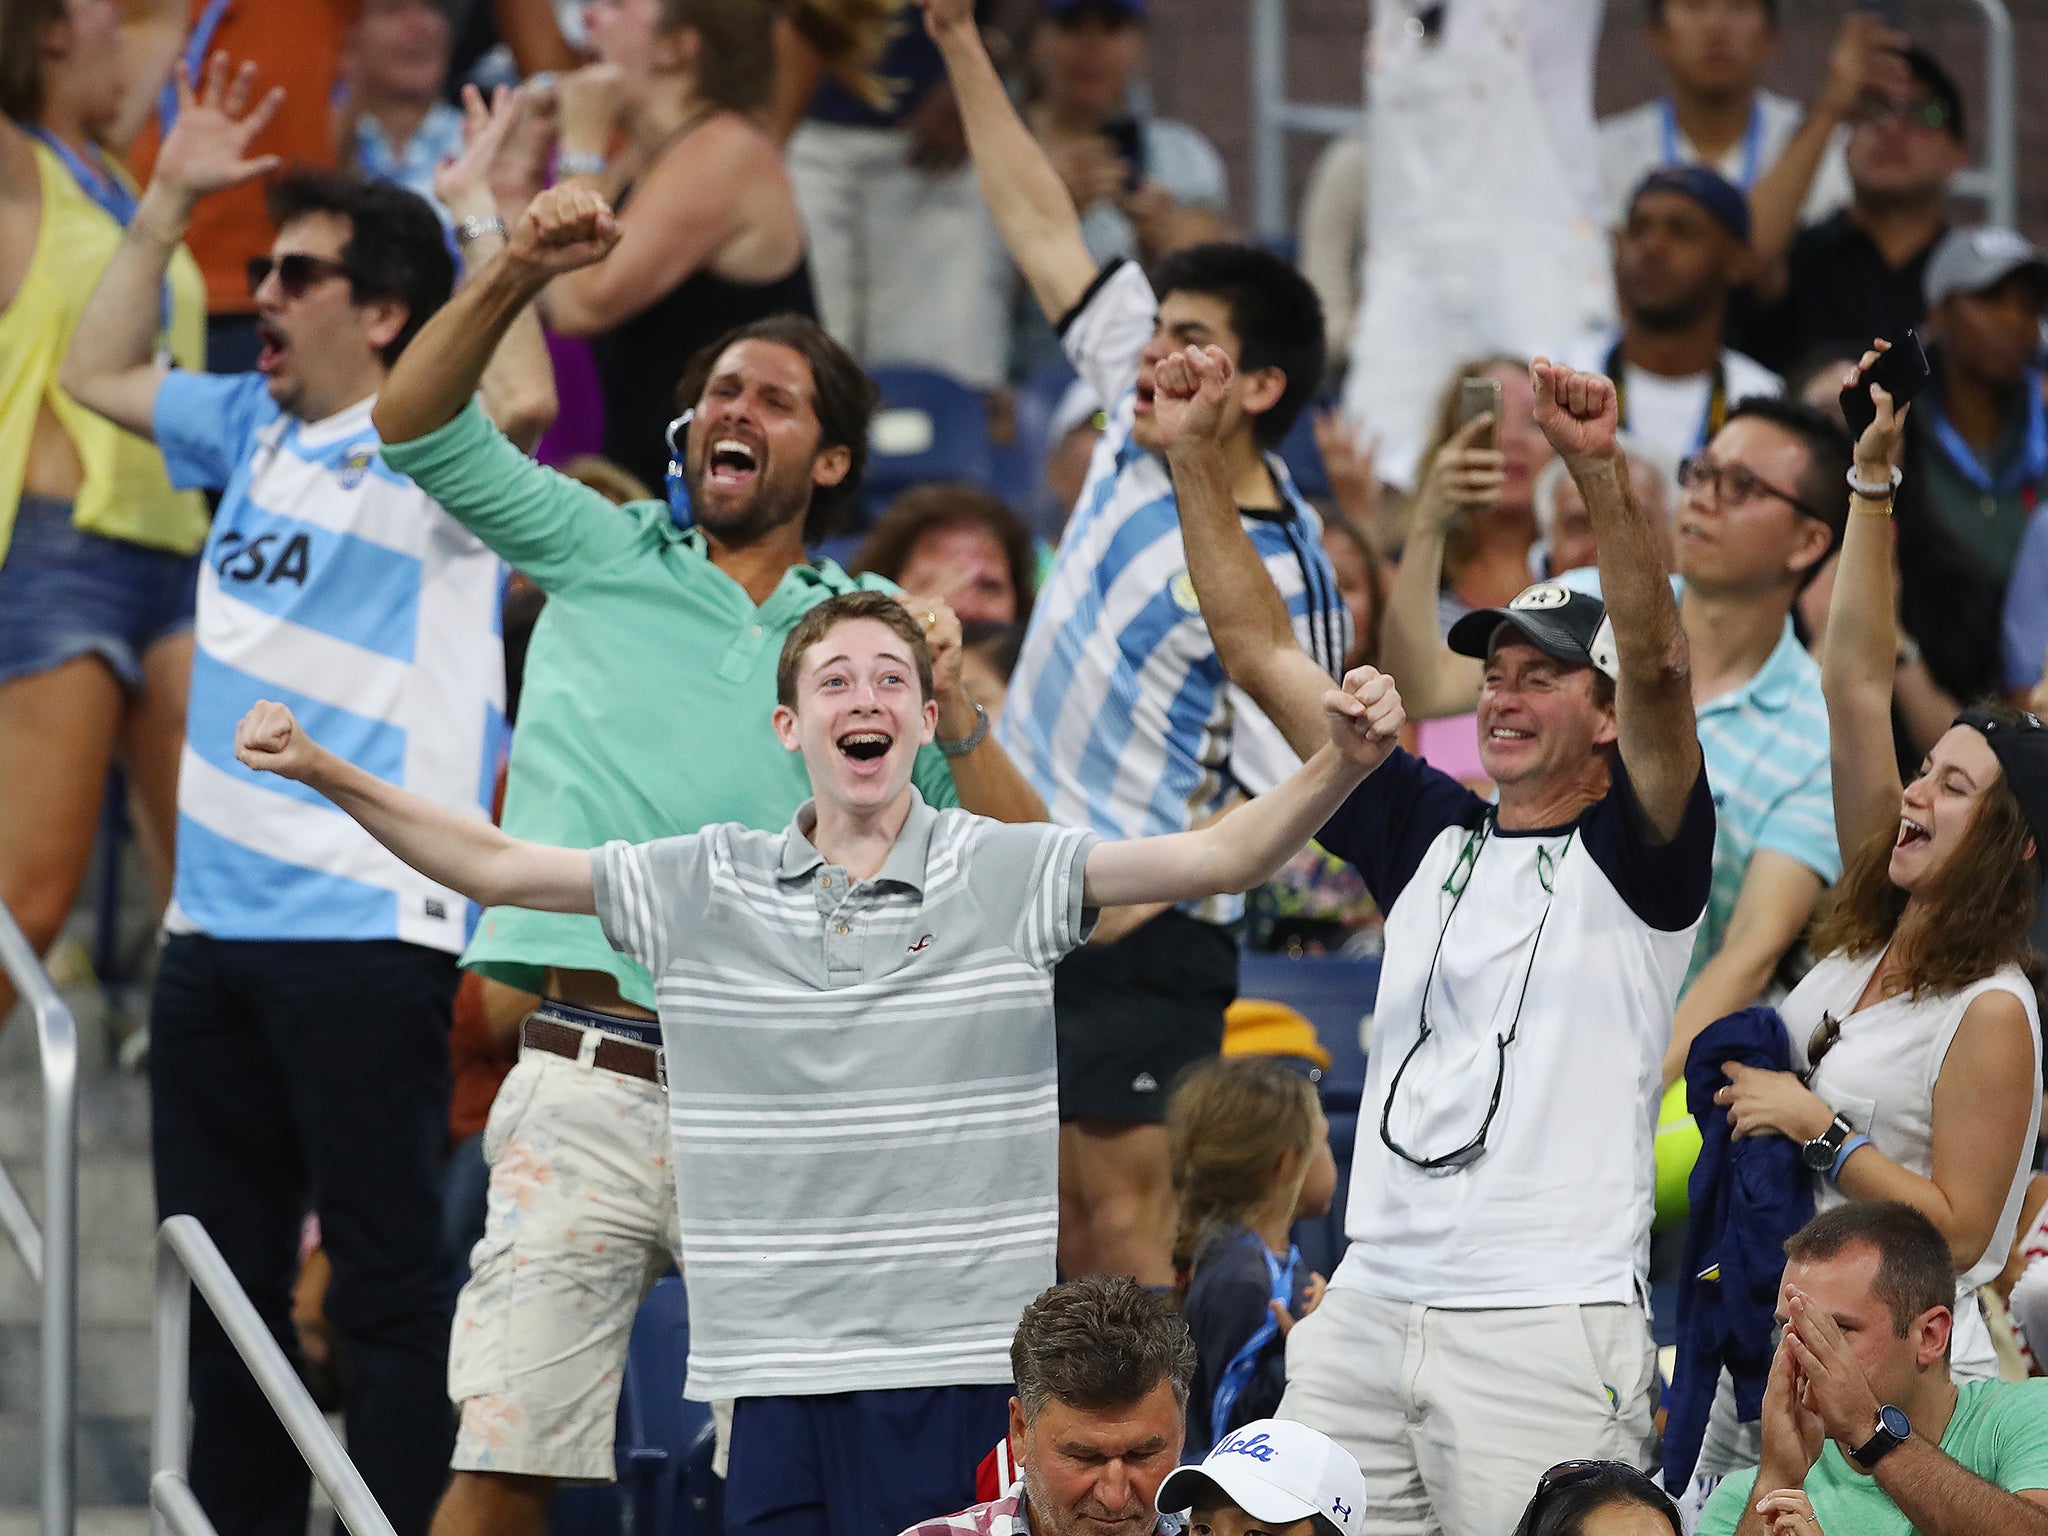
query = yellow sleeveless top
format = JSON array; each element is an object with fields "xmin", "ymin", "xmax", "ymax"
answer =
[{"xmin": 0, "ymin": 138, "xmax": 208, "ymax": 564}]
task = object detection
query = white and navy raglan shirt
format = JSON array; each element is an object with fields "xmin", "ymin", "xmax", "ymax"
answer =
[
  {"xmin": 995, "ymin": 259, "xmax": 1350, "ymax": 924},
  {"xmin": 1318, "ymin": 746, "xmax": 1715, "ymax": 1309},
  {"xmin": 154, "ymin": 372, "xmax": 505, "ymax": 951}
]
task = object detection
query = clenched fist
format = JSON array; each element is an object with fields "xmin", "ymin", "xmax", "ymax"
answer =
[
  {"xmin": 507, "ymin": 184, "xmax": 622, "ymax": 277},
  {"xmin": 235, "ymin": 700, "xmax": 322, "ymax": 782},
  {"xmin": 1323, "ymin": 665, "xmax": 1406, "ymax": 773}
]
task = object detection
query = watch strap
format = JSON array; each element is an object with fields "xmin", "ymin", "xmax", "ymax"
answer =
[{"xmin": 1850, "ymin": 1406, "xmax": 1909, "ymax": 1468}]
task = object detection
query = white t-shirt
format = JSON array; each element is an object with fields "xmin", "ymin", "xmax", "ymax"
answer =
[
  {"xmin": 1560, "ymin": 335, "xmax": 1783, "ymax": 465},
  {"xmin": 1785, "ymin": 949, "xmax": 2043, "ymax": 1378},
  {"xmin": 1318, "ymin": 748, "xmax": 1715, "ymax": 1307},
  {"xmin": 1598, "ymin": 91, "xmax": 1853, "ymax": 228}
]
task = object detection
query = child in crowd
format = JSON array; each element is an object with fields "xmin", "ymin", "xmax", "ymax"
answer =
[
  {"xmin": 1158, "ymin": 1417, "xmax": 1369, "ymax": 1536},
  {"xmin": 1169, "ymin": 1057, "xmax": 1338, "ymax": 1458}
]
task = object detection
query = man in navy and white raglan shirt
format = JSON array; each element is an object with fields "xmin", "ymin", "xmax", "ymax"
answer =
[
  {"xmin": 927, "ymin": 0, "xmax": 1350, "ymax": 1285},
  {"xmin": 60, "ymin": 79, "xmax": 550, "ymax": 1536},
  {"xmin": 1151, "ymin": 348, "xmax": 1716, "ymax": 1536}
]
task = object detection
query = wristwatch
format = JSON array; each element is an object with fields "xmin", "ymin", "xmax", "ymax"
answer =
[
  {"xmin": 1849, "ymin": 1404, "xmax": 1911, "ymax": 1469},
  {"xmin": 1802, "ymin": 1113, "xmax": 1856, "ymax": 1174}
]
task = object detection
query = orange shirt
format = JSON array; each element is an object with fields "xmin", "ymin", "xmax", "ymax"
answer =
[{"xmin": 129, "ymin": 0, "xmax": 361, "ymax": 317}]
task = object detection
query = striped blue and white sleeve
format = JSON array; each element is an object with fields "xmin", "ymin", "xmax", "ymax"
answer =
[{"xmin": 591, "ymin": 835, "xmax": 701, "ymax": 980}]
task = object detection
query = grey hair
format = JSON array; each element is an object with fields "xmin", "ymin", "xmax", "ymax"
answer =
[{"xmin": 1010, "ymin": 1276, "xmax": 1196, "ymax": 1423}]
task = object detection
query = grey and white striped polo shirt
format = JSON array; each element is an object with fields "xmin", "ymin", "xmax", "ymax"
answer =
[{"xmin": 593, "ymin": 790, "xmax": 1097, "ymax": 1401}]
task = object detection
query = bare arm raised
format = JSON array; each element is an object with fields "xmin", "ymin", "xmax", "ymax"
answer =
[
  {"xmin": 235, "ymin": 701, "xmax": 595, "ymax": 914},
  {"xmin": 1530, "ymin": 359, "xmax": 1701, "ymax": 841},
  {"xmin": 920, "ymin": 0, "xmax": 1095, "ymax": 324},
  {"xmin": 1822, "ymin": 343, "xmax": 1910, "ymax": 864},
  {"xmin": 1083, "ymin": 666, "xmax": 1405, "ymax": 907},
  {"xmin": 61, "ymin": 54, "xmax": 284, "ymax": 437},
  {"xmin": 1154, "ymin": 344, "xmax": 1341, "ymax": 758}
]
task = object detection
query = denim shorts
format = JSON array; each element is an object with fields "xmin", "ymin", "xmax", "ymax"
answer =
[{"xmin": 0, "ymin": 493, "xmax": 200, "ymax": 690}]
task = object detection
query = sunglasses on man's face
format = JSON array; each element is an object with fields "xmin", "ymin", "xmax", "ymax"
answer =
[
  {"xmin": 1855, "ymin": 96, "xmax": 1951, "ymax": 132},
  {"xmin": 246, "ymin": 253, "xmax": 353, "ymax": 300}
]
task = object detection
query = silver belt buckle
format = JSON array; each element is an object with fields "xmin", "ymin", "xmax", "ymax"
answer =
[{"xmin": 655, "ymin": 1048, "xmax": 668, "ymax": 1091}]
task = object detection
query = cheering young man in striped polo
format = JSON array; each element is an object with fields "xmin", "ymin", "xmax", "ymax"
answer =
[{"xmin": 230, "ymin": 588, "xmax": 1409, "ymax": 1536}]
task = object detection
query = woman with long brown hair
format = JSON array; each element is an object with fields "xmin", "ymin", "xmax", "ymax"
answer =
[
  {"xmin": 1716, "ymin": 341, "xmax": 2046, "ymax": 1380},
  {"xmin": 526, "ymin": 0, "xmax": 884, "ymax": 494}
]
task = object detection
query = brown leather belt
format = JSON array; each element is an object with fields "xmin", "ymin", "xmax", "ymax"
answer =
[{"xmin": 520, "ymin": 1014, "xmax": 663, "ymax": 1085}]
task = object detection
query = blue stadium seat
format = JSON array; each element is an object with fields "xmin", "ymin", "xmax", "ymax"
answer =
[
  {"xmin": 862, "ymin": 366, "xmax": 995, "ymax": 522},
  {"xmin": 1236, "ymin": 952, "xmax": 1378, "ymax": 1111}
]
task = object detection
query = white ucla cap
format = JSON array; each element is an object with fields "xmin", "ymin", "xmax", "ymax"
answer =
[{"xmin": 1155, "ymin": 1420, "xmax": 1367, "ymax": 1536}]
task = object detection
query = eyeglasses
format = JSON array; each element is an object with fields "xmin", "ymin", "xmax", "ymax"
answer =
[
  {"xmin": 1676, "ymin": 456, "xmax": 1821, "ymax": 521},
  {"xmin": 1854, "ymin": 97, "xmax": 1952, "ymax": 132},
  {"xmin": 246, "ymin": 253, "xmax": 354, "ymax": 300}
]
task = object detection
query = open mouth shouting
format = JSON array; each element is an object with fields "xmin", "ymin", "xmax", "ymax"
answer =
[
  {"xmin": 1896, "ymin": 816, "xmax": 1931, "ymax": 850},
  {"xmin": 255, "ymin": 320, "xmax": 290, "ymax": 375},
  {"xmin": 836, "ymin": 730, "xmax": 892, "ymax": 765},
  {"xmin": 706, "ymin": 437, "xmax": 761, "ymax": 490}
]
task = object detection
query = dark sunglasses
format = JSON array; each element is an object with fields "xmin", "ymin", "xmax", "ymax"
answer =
[
  {"xmin": 246, "ymin": 253, "xmax": 354, "ymax": 300},
  {"xmin": 1519, "ymin": 1461, "xmax": 1678, "ymax": 1536},
  {"xmin": 1807, "ymin": 1011, "xmax": 1844, "ymax": 1075}
]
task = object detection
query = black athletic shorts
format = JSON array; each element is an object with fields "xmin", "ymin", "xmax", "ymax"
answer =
[{"xmin": 1053, "ymin": 909, "xmax": 1237, "ymax": 1124}]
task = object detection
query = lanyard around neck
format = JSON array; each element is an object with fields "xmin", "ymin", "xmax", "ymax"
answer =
[
  {"xmin": 1658, "ymin": 95, "xmax": 1765, "ymax": 190},
  {"xmin": 1607, "ymin": 336, "xmax": 1728, "ymax": 456},
  {"xmin": 1207, "ymin": 1233, "xmax": 1300, "ymax": 1446},
  {"xmin": 1926, "ymin": 371, "xmax": 2048, "ymax": 500}
]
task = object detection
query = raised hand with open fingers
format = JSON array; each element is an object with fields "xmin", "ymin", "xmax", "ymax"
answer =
[
  {"xmin": 153, "ymin": 53, "xmax": 286, "ymax": 201},
  {"xmin": 434, "ymin": 83, "xmax": 522, "ymax": 223},
  {"xmin": 1323, "ymin": 665, "xmax": 1406, "ymax": 773},
  {"xmin": 508, "ymin": 184, "xmax": 623, "ymax": 276},
  {"xmin": 234, "ymin": 700, "xmax": 320, "ymax": 782},
  {"xmin": 1529, "ymin": 357, "xmax": 1621, "ymax": 466},
  {"xmin": 1152, "ymin": 345, "xmax": 1233, "ymax": 449},
  {"xmin": 1413, "ymin": 411, "xmax": 1507, "ymax": 537}
]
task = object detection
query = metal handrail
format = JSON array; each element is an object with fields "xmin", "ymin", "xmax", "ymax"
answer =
[
  {"xmin": 0, "ymin": 903, "xmax": 79, "ymax": 1536},
  {"xmin": 152, "ymin": 1215, "xmax": 396, "ymax": 1536},
  {"xmin": 1247, "ymin": 0, "xmax": 2017, "ymax": 240}
]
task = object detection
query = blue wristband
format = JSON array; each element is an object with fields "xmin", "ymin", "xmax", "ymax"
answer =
[{"xmin": 1830, "ymin": 1133, "xmax": 1872, "ymax": 1183}]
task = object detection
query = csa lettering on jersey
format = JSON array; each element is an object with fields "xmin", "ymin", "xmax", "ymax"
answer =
[{"xmin": 215, "ymin": 530, "xmax": 313, "ymax": 587}]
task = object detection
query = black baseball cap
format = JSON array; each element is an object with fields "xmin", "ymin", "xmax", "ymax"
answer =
[
  {"xmin": 1955, "ymin": 708, "xmax": 2048, "ymax": 872},
  {"xmin": 1901, "ymin": 45, "xmax": 1966, "ymax": 143},
  {"xmin": 1446, "ymin": 582, "xmax": 1619, "ymax": 681}
]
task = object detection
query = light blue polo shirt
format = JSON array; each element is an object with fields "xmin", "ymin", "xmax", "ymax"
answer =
[{"xmin": 1555, "ymin": 568, "xmax": 1839, "ymax": 984}]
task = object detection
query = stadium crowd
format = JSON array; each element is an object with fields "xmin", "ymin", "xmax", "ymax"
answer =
[{"xmin": 4, "ymin": 2, "xmax": 2048, "ymax": 1536}]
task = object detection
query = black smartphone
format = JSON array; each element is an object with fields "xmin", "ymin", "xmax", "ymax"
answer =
[
  {"xmin": 1102, "ymin": 117, "xmax": 1143, "ymax": 193},
  {"xmin": 1839, "ymin": 330, "xmax": 1932, "ymax": 439}
]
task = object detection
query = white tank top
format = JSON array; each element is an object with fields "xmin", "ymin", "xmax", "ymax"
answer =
[{"xmin": 1783, "ymin": 949, "xmax": 2042, "ymax": 1377}]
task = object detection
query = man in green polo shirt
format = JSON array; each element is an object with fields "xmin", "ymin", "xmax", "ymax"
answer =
[
  {"xmin": 1699, "ymin": 1202, "xmax": 2048, "ymax": 1536},
  {"xmin": 368, "ymin": 182, "xmax": 1046, "ymax": 1536}
]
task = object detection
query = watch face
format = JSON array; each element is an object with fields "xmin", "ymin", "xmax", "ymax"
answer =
[
  {"xmin": 1803, "ymin": 1139, "xmax": 1837, "ymax": 1172},
  {"xmin": 1879, "ymin": 1405, "xmax": 1911, "ymax": 1440}
]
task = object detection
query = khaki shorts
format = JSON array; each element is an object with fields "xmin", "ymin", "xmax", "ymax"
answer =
[{"xmin": 448, "ymin": 1040, "xmax": 681, "ymax": 1480}]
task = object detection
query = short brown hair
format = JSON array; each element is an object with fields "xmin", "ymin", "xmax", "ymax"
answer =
[
  {"xmin": 675, "ymin": 315, "xmax": 879, "ymax": 544},
  {"xmin": 1811, "ymin": 702, "xmax": 2041, "ymax": 999},
  {"xmin": 1783, "ymin": 1202, "xmax": 1955, "ymax": 1341},
  {"xmin": 775, "ymin": 591, "xmax": 933, "ymax": 709},
  {"xmin": 1011, "ymin": 1275, "xmax": 1197, "ymax": 1422},
  {"xmin": 852, "ymin": 483, "xmax": 1038, "ymax": 627}
]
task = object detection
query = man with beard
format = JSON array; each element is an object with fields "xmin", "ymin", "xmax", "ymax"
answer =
[
  {"xmin": 1564, "ymin": 167, "xmax": 1782, "ymax": 475},
  {"xmin": 58, "ymin": 60, "xmax": 553, "ymax": 1536},
  {"xmin": 362, "ymin": 181, "xmax": 1046, "ymax": 1536}
]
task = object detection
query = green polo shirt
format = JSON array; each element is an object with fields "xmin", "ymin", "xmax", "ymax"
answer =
[{"xmin": 380, "ymin": 400, "xmax": 958, "ymax": 1008}]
